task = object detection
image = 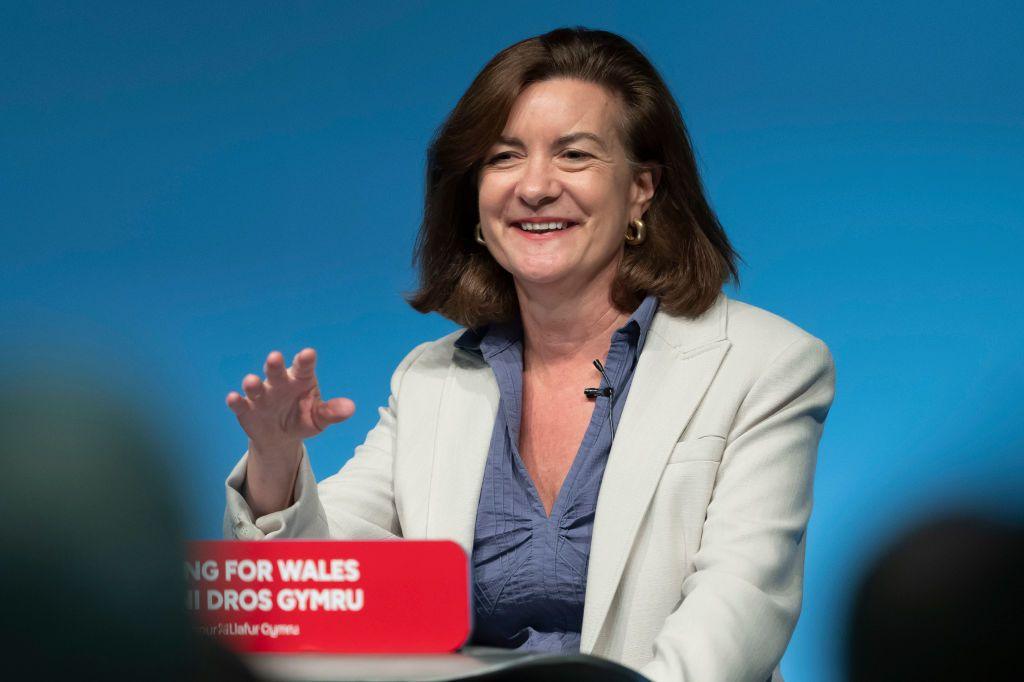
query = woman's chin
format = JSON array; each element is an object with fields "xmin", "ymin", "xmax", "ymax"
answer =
[
  {"xmin": 503, "ymin": 251, "xmax": 618, "ymax": 292},
  {"xmin": 508, "ymin": 266, "xmax": 582, "ymax": 288}
]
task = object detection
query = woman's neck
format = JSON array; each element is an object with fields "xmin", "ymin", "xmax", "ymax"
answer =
[{"xmin": 514, "ymin": 266, "xmax": 630, "ymax": 374}]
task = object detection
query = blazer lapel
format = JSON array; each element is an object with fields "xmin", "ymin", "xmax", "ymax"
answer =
[
  {"xmin": 425, "ymin": 350, "xmax": 499, "ymax": 554},
  {"xmin": 581, "ymin": 297, "xmax": 731, "ymax": 653}
]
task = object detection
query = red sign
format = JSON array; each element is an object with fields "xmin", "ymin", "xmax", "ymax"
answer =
[{"xmin": 186, "ymin": 540, "xmax": 470, "ymax": 653}]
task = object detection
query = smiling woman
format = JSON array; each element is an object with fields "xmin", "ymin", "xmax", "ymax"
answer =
[{"xmin": 224, "ymin": 27, "xmax": 835, "ymax": 682}]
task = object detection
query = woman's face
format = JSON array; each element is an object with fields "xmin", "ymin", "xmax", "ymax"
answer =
[{"xmin": 477, "ymin": 78, "xmax": 656, "ymax": 294}]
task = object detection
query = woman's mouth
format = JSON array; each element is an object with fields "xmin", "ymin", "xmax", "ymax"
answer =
[{"xmin": 511, "ymin": 220, "xmax": 580, "ymax": 235}]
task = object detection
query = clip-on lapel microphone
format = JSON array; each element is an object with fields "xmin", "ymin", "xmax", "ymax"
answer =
[{"xmin": 585, "ymin": 359, "xmax": 617, "ymax": 439}]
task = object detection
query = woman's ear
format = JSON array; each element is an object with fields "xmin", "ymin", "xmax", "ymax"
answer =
[{"xmin": 633, "ymin": 164, "xmax": 661, "ymax": 215}]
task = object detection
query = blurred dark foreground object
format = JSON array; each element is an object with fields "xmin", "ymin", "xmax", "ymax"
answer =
[
  {"xmin": 400, "ymin": 651, "xmax": 649, "ymax": 682},
  {"xmin": 846, "ymin": 512, "xmax": 1024, "ymax": 681},
  {"xmin": 244, "ymin": 648, "xmax": 651, "ymax": 682},
  {"xmin": 0, "ymin": 385, "xmax": 256, "ymax": 681}
]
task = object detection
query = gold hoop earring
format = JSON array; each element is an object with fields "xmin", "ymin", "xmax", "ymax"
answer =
[
  {"xmin": 625, "ymin": 219, "xmax": 646, "ymax": 246},
  {"xmin": 475, "ymin": 222, "xmax": 486, "ymax": 245}
]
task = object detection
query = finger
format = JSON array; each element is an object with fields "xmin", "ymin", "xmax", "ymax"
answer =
[
  {"xmin": 291, "ymin": 347, "xmax": 317, "ymax": 380},
  {"xmin": 225, "ymin": 391, "xmax": 252, "ymax": 415},
  {"xmin": 264, "ymin": 350, "xmax": 287, "ymax": 384},
  {"xmin": 241, "ymin": 374, "xmax": 265, "ymax": 400},
  {"xmin": 314, "ymin": 397, "xmax": 356, "ymax": 427}
]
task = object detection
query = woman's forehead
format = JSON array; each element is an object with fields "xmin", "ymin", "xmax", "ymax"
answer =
[{"xmin": 500, "ymin": 79, "xmax": 623, "ymax": 147}]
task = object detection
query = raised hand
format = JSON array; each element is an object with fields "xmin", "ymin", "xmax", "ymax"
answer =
[
  {"xmin": 226, "ymin": 349, "xmax": 355, "ymax": 515},
  {"xmin": 226, "ymin": 348, "xmax": 356, "ymax": 451}
]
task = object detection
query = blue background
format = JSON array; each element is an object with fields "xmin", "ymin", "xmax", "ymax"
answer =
[{"xmin": 3, "ymin": 2, "xmax": 1021, "ymax": 679}]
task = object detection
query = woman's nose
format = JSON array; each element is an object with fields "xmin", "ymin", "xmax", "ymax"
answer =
[{"xmin": 515, "ymin": 157, "xmax": 562, "ymax": 207}]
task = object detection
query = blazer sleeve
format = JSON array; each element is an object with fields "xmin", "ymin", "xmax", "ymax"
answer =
[
  {"xmin": 223, "ymin": 340, "xmax": 432, "ymax": 541},
  {"xmin": 640, "ymin": 335, "xmax": 836, "ymax": 682}
]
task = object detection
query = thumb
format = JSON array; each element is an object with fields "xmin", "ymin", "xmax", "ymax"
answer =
[{"xmin": 315, "ymin": 397, "xmax": 356, "ymax": 426}]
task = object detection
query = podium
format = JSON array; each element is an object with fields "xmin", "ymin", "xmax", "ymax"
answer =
[
  {"xmin": 188, "ymin": 542, "xmax": 648, "ymax": 680},
  {"xmin": 243, "ymin": 647, "xmax": 649, "ymax": 681}
]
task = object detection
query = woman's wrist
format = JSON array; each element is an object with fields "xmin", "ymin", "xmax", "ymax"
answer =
[
  {"xmin": 247, "ymin": 438, "xmax": 302, "ymax": 469},
  {"xmin": 245, "ymin": 439, "xmax": 303, "ymax": 516}
]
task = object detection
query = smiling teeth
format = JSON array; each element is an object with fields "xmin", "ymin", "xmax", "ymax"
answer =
[{"xmin": 519, "ymin": 222, "xmax": 570, "ymax": 231}]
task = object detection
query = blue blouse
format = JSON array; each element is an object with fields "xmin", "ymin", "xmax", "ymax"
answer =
[{"xmin": 454, "ymin": 295, "xmax": 660, "ymax": 652}]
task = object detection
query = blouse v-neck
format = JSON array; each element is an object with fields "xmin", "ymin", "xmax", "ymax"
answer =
[{"xmin": 454, "ymin": 294, "xmax": 660, "ymax": 652}]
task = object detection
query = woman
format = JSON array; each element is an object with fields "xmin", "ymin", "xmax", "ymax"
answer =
[{"xmin": 224, "ymin": 27, "xmax": 835, "ymax": 682}]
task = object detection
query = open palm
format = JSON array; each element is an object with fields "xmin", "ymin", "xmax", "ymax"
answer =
[{"xmin": 225, "ymin": 348, "xmax": 355, "ymax": 452}]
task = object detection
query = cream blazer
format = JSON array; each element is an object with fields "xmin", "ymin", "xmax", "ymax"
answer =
[{"xmin": 225, "ymin": 293, "xmax": 836, "ymax": 682}]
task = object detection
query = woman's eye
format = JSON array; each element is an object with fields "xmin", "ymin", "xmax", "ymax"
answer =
[
  {"xmin": 485, "ymin": 152, "xmax": 514, "ymax": 165},
  {"xmin": 562, "ymin": 150, "xmax": 592, "ymax": 161}
]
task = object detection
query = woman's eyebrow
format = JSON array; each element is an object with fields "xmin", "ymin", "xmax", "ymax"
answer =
[
  {"xmin": 496, "ymin": 132, "xmax": 609, "ymax": 152},
  {"xmin": 556, "ymin": 132, "xmax": 609, "ymax": 150}
]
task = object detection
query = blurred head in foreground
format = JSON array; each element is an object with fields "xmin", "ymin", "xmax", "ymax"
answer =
[
  {"xmin": 846, "ymin": 511, "xmax": 1024, "ymax": 681},
  {"xmin": 0, "ymin": 383, "xmax": 251, "ymax": 680}
]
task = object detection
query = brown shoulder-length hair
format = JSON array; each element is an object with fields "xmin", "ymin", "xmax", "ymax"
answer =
[{"xmin": 406, "ymin": 26, "xmax": 739, "ymax": 328}]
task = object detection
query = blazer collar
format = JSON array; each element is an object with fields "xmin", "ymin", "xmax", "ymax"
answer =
[{"xmin": 648, "ymin": 290, "xmax": 729, "ymax": 354}]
